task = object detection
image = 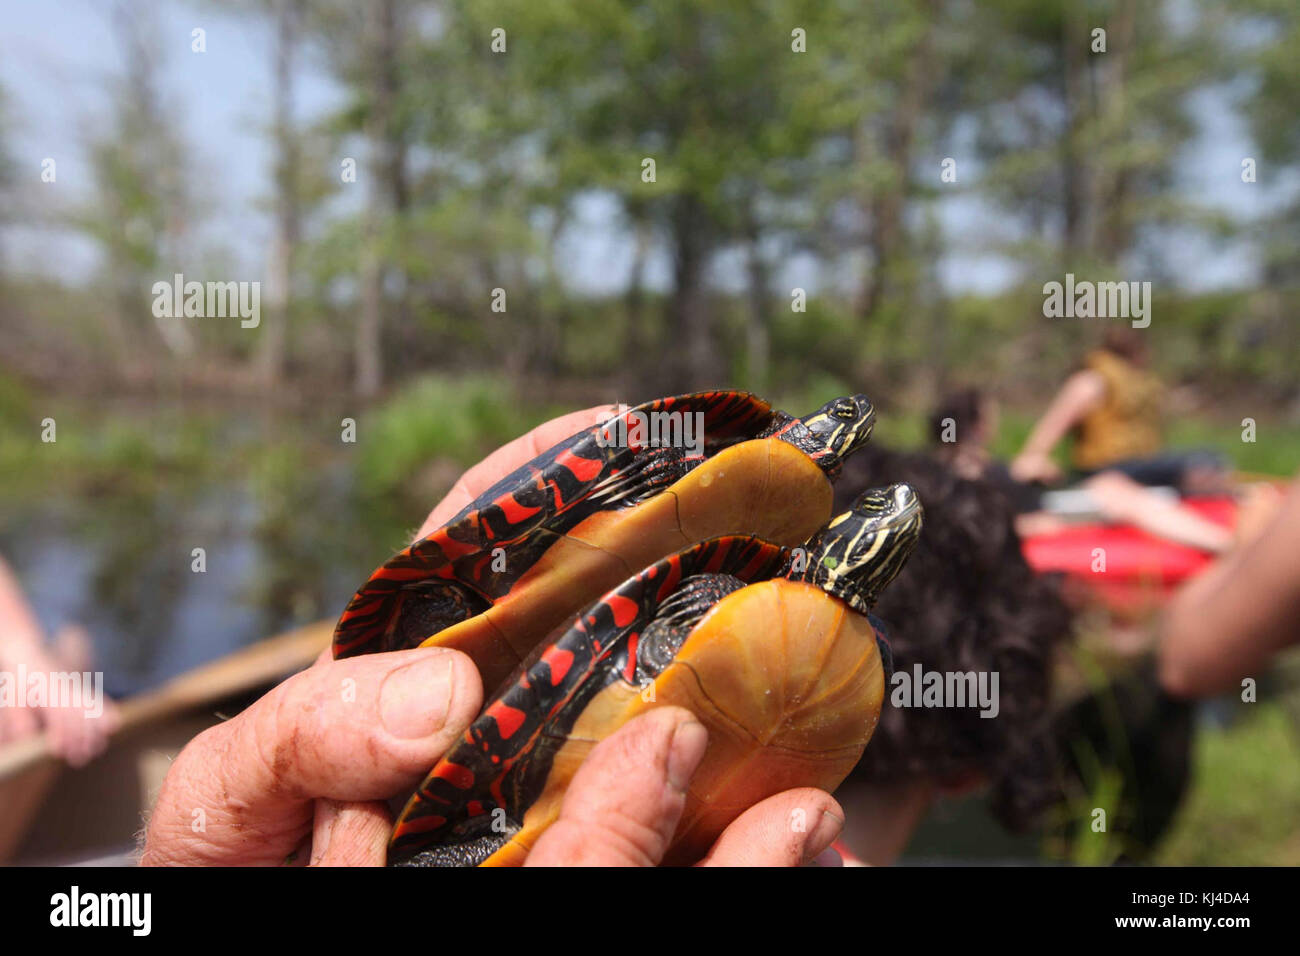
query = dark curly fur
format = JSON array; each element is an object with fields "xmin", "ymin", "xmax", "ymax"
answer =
[{"xmin": 835, "ymin": 444, "xmax": 1073, "ymax": 830}]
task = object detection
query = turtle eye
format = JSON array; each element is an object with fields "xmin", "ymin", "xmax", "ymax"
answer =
[{"xmin": 833, "ymin": 400, "xmax": 857, "ymax": 420}]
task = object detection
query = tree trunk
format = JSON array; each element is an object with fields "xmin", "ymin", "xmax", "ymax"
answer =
[
  {"xmin": 622, "ymin": 209, "xmax": 653, "ymax": 398},
  {"xmin": 743, "ymin": 210, "xmax": 771, "ymax": 391},
  {"xmin": 257, "ymin": 0, "xmax": 301, "ymax": 387},
  {"xmin": 668, "ymin": 194, "xmax": 717, "ymax": 391},
  {"xmin": 355, "ymin": 0, "xmax": 399, "ymax": 399},
  {"xmin": 1061, "ymin": 1, "xmax": 1091, "ymax": 264},
  {"xmin": 1096, "ymin": 0, "xmax": 1136, "ymax": 263},
  {"xmin": 859, "ymin": 0, "xmax": 941, "ymax": 320},
  {"xmin": 383, "ymin": 4, "xmax": 410, "ymax": 376},
  {"xmin": 529, "ymin": 209, "xmax": 568, "ymax": 377}
]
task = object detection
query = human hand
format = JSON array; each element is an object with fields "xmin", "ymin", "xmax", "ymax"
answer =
[
  {"xmin": 0, "ymin": 630, "xmax": 120, "ymax": 767},
  {"xmin": 141, "ymin": 645, "xmax": 840, "ymax": 866},
  {"xmin": 37, "ymin": 688, "xmax": 120, "ymax": 768},
  {"xmin": 142, "ymin": 405, "xmax": 845, "ymax": 866},
  {"xmin": 45, "ymin": 624, "xmax": 120, "ymax": 766},
  {"xmin": 1009, "ymin": 452, "xmax": 1063, "ymax": 485},
  {"xmin": 0, "ymin": 691, "xmax": 40, "ymax": 748},
  {"xmin": 141, "ymin": 644, "xmax": 484, "ymax": 865}
]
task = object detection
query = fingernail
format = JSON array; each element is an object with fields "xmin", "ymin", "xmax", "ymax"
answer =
[
  {"xmin": 666, "ymin": 719, "xmax": 708, "ymax": 791},
  {"xmin": 803, "ymin": 809, "xmax": 845, "ymax": 863},
  {"xmin": 381, "ymin": 653, "xmax": 455, "ymax": 739}
]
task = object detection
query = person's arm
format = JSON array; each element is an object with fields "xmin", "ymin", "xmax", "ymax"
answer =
[
  {"xmin": 0, "ymin": 557, "xmax": 119, "ymax": 764},
  {"xmin": 0, "ymin": 557, "xmax": 46, "ymax": 747},
  {"xmin": 0, "ymin": 556, "xmax": 56, "ymax": 670},
  {"xmin": 1084, "ymin": 471, "xmax": 1232, "ymax": 553},
  {"xmin": 1158, "ymin": 479, "xmax": 1300, "ymax": 698},
  {"xmin": 1009, "ymin": 370, "xmax": 1106, "ymax": 483}
]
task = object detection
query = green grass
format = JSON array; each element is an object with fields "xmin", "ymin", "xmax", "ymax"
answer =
[
  {"xmin": 1156, "ymin": 703, "xmax": 1300, "ymax": 866},
  {"xmin": 1165, "ymin": 417, "xmax": 1300, "ymax": 477}
]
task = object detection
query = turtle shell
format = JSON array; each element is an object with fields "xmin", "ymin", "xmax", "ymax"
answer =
[
  {"xmin": 543, "ymin": 576, "xmax": 884, "ymax": 866},
  {"xmin": 334, "ymin": 390, "xmax": 873, "ymax": 695},
  {"xmin": 387, "ymin": 533, "xmax": 790, "ymax": 865}
]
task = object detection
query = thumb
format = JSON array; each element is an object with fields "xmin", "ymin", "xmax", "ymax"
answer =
[
  {"xmin": 142, "ymin": 647, "xmax": 482, "ymax": 865},
  {"xmin": 526, "ymin": 707, "xmax": 707, "ymax": 866}
]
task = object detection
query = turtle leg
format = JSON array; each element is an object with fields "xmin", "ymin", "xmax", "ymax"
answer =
[
  {"xmin": 390, "ymin": 810, "xmax": 519, "ymax": 867},
  {"xmin": 635, "ymin": 573, "xmax": 747, "ymax": 681},
  {"xmin": 391, "ymin": 832, "xmax": 510, "ymax": 867},
  {"xmin": 389, "ymin": 582, "xmax": 490, "ymax": 651},
  {"xmin": 588, "ymin": 446, "xmax": 694, "ymax": 509}
]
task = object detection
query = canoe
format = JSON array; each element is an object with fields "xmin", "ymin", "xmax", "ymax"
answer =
[
  {"xmin": 1020, "ymin": 496, "xmax": 1236, "ymax": 616},
  {"xmin": 0, "ymin": 620, "xmax": 332, "ymax": 864}
]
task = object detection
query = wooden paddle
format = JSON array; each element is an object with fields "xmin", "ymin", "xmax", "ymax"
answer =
[{"xmin": 0, "ymin": 619, "xmax": 333, "ymax": 783}]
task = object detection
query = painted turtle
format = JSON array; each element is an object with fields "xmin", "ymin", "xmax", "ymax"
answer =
[
  {"xmin": 389, "ymin": 481, "xmax": 923, "ymax": 866},
  {"xmin": 333, "ymin": 391, "xmax": 876, "ymax": 694}
]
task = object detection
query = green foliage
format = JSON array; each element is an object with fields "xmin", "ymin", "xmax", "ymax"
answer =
[
  {"xmin": 1156, "ymin": 701, "xmax": 1300, "ymax": 866},
  {"xmin": 355, "ymin": 375, "xmax": 553, "ymax": 499},
  {"xmin": 769, "ymin": 297, "xmax": 860, "ymax": 387},
  {"xmin": 1166, "ymin": 418, "xmax": 1300, "ymax": 476},
  {"xmin": 0, "ymin": 372, "xmax": 34, "ymax": 429},
  {"xmin": 0, "ymin": 407, "xmax": 216, "ymax": 501}
]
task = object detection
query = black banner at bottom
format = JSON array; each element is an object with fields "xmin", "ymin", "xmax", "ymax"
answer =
[{"xmin": 0, "ymin": 863, "xmax": 1277, "ymax": 943}]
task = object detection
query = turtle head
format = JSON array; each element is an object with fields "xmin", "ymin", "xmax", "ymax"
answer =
[
  {"xmin": 795, "ymin": 394, "xmax": 875, "ymax": 473},
  {"xmin": 792, "ymin": 482, "xmax": 923, "ymax": 615}
]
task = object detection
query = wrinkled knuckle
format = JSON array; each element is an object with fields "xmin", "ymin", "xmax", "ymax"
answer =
[
  {"xmin": 139, "ymin": 820, "xmax": 193, "ymax": 866},
  {"xmin": 584, "ymin": 809, "xmax": 666, "ymax": 866},
  {"xmin": 218, "ymin": 680, "xmax": 308, "ymax": 803}
]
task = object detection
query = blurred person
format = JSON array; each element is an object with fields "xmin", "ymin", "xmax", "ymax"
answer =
[
  {"xmin": 0, "ymin": 555, "xmax": 119, "ymax": 766},
  {"xmin": 1159, "ymin": 478, "xmax": 1297, "ymax": 699},
  {"xmin": 1009, "ymin": 328, "xmax": 1228, "ymax": 495},
  {"xmin": 143, "ymin": 407, "xmax": 846, "ymax": 867},
  {"xmin": 830, "ymin": 446, "xmax": 1073, "ymax": 863},
  {"xmin": 930, "ymin": 387, "xmax": 1042, "ymax": 514},
  {"xmin": 936, "ymin": 386, "xmax": 1233, "ymax": 553}
]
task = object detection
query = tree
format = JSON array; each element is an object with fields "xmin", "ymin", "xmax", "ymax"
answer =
[
  {"xmin": 300, "ymin": 0, "xmax": 417, "ymax": 397},
  {"xmin": 961, "ymin": 0, "xmax": 1224, "ymax": 274},
  {"xmin": 78, "ymin": 5, "xmax": 197, "ymax": 370},
  {"xmin": 256, "ymin": 0, "xmax": 304, "ymax": 387},
  {"xmin": 0, "ymin": 85, "xmax": 13, "ymax": 276},
  {"xmin": 459, "ymin": 0, "xmax": 838, "ymax": 392},
  {"xmin": 1241, "ymin": 0, "xmax": 1300, "ymax": 285}
]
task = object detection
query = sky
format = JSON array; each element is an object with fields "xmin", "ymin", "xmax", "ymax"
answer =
[{"xmin": 0, "ymin": 0, "xmax": 1285, "ymax": 298}]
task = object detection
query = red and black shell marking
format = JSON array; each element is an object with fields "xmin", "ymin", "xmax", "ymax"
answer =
[
  {"xmin": 386, "ymin": 534, "xmax": 787, "ymax": 864},
  {"xmin": 334, "ymin": 391, "xmax": 781, "ymax": 659}
]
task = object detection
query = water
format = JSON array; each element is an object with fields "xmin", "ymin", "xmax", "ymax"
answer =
[{"xmin": 1, "ymin": 421, "xmax": 408, "ymax": 697}]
